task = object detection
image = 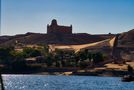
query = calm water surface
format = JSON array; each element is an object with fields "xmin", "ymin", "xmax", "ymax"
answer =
[{"xmin": 1, "ymin": 75, "xmax": 134, "ymax": 90}]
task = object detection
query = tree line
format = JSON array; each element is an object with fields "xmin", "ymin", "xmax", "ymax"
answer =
[{"xmin": 0, "ymin": 45, "xmax": 105, "ymax": 71}]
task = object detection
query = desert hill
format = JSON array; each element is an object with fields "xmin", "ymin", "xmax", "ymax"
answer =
[
  {"xmin": 118, "ymin": 29, "xmax": 134, "ymax": 46},
  {"xmin": 0, "ymin": 29, "xmax": 133, "ymax": 48},
  {"xmin": 0, "ymin": 32, "xmax": 114, "ymax": 47}
]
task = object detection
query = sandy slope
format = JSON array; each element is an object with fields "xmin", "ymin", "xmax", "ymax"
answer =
[{"xmin": 49, "ymin": 37, "xmax": 116, "ymax": 52}]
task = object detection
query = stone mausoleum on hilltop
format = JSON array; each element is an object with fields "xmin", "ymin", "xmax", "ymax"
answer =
[{"xmin": 47, "ymin": 19, "xmax": 72, "ymax": 34}]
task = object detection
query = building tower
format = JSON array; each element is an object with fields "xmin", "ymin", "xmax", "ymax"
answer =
[{"xmin": 47, "ymin": 19, "xmax": 72, "ymax": 34}]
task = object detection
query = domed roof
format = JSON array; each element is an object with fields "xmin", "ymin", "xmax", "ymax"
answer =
[{"xmin": 51, "ymin": 19, "xmax": 57, "ymax": 26}]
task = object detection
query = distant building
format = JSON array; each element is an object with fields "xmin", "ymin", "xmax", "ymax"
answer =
[{"xmin": 47, "ymin": 19, "xmax": 72, "ymax": 34}]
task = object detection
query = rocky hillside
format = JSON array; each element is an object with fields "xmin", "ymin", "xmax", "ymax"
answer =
[
  {"xmin": 0, "ymin": 32, "xmax": 114, "ymax": 47},
  {"xmin": 118, "ymin": 29, "xmax": 134, "ymax": 46}
]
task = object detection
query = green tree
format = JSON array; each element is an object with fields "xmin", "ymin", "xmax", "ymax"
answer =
[
  {"xmin": 10, "ymin": 51, "xmax": 25, "ymax": 59},
  {"xmin": 11, "ymin": 58, "xmax": 27, "ymax": 71},
  {"xmin": 0, "ymin": 47, "xmax": 13, "ymax": 64},
  {"xmin": 79, "ymin": 61, "xmax": 88, "ymax": 68},
  {"xmin": 55, "ymin": 61, "xmax": 60, "ymax": 67},
  {"xmin": 92, "ymin": 52, "xmax": 104, "ymax": 63},
  {"xmin": 45, "ymin": 53, "xmax": 53, "ymax": 67},
  {"xmin": 55, "ymin": 49, "xmax": 64, "ymax": 61},
  {"xmin": 45, "ymin": 56, "xmax": 53, "ymax": 67},
  {"xmin": 77, "ymin": 49, "xmax": 89, "ymax": 61},
  {"xmin": 87, "ymin": 52, "xmax": 92, "ymax": 61},
  {"xmin": 23, "ymin": 47, "xmax": 41, "ymax": 57},
  {"xmin": 43, "ymin": 45, "xmax": 49, "ymax": 54}
]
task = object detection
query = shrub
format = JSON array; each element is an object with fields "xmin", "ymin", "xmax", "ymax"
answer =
[{"xmin": 23, "ymin": 47, "xmax": 41, "ymax": 57}]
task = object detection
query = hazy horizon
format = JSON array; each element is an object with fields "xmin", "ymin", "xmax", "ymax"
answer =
[{"xmin": 1, "ymin": 0, "xmax": 134, "ymax": 35}]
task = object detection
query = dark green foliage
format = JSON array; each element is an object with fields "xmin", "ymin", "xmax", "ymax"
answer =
[
  {"xmin": 0, "ymin": 48, "xmax": 11, "ymax": 59},
  {"xmin": 54, "ymin": 49, "xmax": 77, "ymax": 67},
  {"xmin": 55, "ymin": 49, "xmax": 64, "ymax": 60},
  {"xmin": 77, "ymin": 49, "xmax": 92, "ymax": 61},
  {"xmin": 0, "ymin": 45, "xmax": 105, "ymax": 70},
  {"xmin": 61, "ymin": 60, "xmax": 66, "ymax": 67},
  {"xmin": 0, "ymin": 47, "xmax": 13, "ymax": 64},
  {"xmin": 79, "ymin": 61, "xmax": 88, "ymax": 68},
  {"xmin": 11, "ymin": 51, "xmax": 25, "ymax": 59},
  {"xmin": 87, "ymin": 52, "xmax": 92, "ymax": 60},
  {"xmin": 79, "ymin": 52, "xmax": 87, "ymax": 60},
  {"xmin": 45, "ymin": 54, "xmax": 53, "ymax": 67},
  {"xmin": 11, "ymin": 59, "xmax": 27, "ymax": 71},
  {"xmin": 43, "ymin": 45, "xmax": 49, "ymax": 54},
  {"xmin": 23, "ymin": 47, "xmax": 41, "ymax": 57},
  {"xmin": 55, "ymin": 61, "xmax": 60, "ymax": 67},
  {"xmin": 92, "ymin": 52, "xmax": 104, "ymax": 63}
]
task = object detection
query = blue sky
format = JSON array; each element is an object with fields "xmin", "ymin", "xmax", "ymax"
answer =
[{"xmin": 1, "ymin": 0, "xmax": 134, "ymax": 35}]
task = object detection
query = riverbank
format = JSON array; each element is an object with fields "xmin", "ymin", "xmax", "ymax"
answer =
[
  {"xmin": 35, "ymin": 62, "xmax": 134, "ymax": 77},
  {"xmin": 1, "ymin": 62, "xmax": 134, "ymax": 77},
  {"xmin": 34, "ymin": 68, "xmax": 130, "ymax": 77},
  {"xmin": 33, "ymin": 69, "xmax": 131, "ymax": 77}
]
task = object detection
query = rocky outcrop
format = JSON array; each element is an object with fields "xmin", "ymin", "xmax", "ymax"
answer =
[
  {"xmin": 118, "ymin": 29, "xmax": 134, "ymax": 46},
  {"xmin": 112, "ymin": 29, "xmax": 134, "ymax": 63}
]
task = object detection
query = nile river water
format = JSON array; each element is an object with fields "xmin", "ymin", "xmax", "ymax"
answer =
[{"xmin": 1, "ymin": 75, "xmax": 134, "ymax": 90}]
